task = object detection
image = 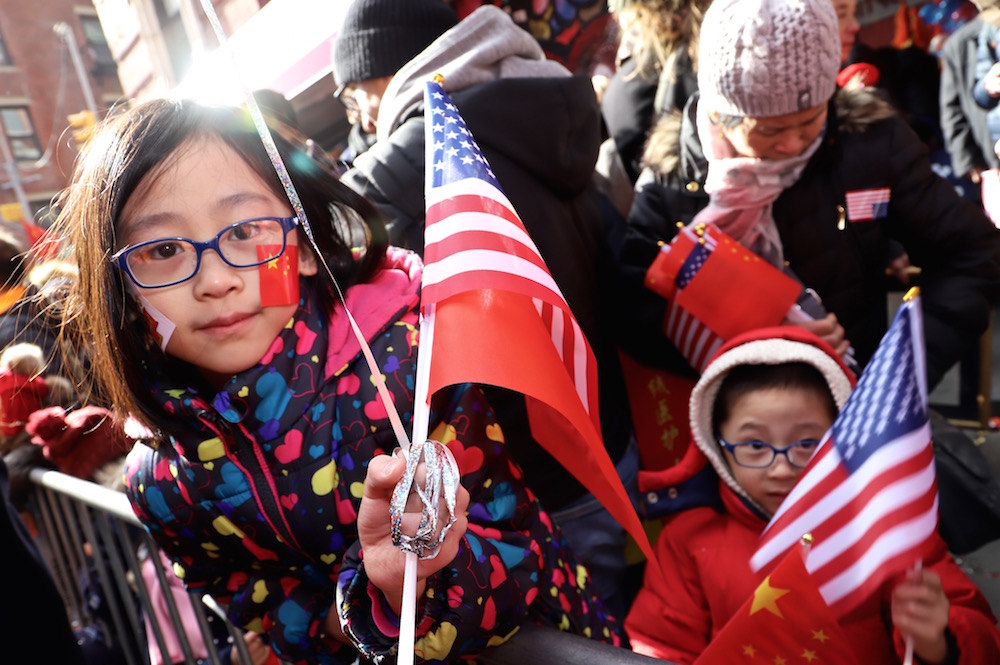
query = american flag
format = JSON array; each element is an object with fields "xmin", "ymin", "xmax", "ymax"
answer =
[
  {"xmin": 660, "ymin": 226, "xmax": 723, "ymax": 372},
  {"xmin": 751, "ymin": 297, "xmax": 938, "ymax": 617},
  {"xmin": 845, "ymin": 187, "xmax": 890, "ymax": 222},
  {"xmin": 418, "ymin": 78, "xmax": 653, "ymax": 562},
  {"xmin": 421, "ymin": 83, "xmax": 598, "ymax": 423}
]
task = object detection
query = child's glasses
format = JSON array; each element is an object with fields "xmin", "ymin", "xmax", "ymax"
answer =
[
  {"xmin": 718, "ymin": 436, "xmax": 821, "ymax": 469},
  {"xmin": 112, "ymin": 216, "xmax": 299, "ymax": 289}
]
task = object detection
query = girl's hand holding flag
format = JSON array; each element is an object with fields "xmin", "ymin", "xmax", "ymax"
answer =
[{"xmin": 355, "ymin": 450, "xmax": 470, "ymax": 614}]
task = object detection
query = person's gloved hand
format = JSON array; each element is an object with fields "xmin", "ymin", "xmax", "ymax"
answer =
[{"xmin": 3, "ymin": 443, "xmax": 54, "ymax": 510}]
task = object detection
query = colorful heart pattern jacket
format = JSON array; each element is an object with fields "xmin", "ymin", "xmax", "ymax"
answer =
[{"xmin": 123, "ymin": 249, "xmax": 619, "ymax": 663}]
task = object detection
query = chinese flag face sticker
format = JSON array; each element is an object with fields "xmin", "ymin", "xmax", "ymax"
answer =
[{"xmin": 257, "ymin": 244, "xmax": 299, "ymax": 307}]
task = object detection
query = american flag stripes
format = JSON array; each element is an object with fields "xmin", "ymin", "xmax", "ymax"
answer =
[
  {"xmin": 663, "ymin": 303, "xmax": 724, "ymax": 374},
  {"xmin": 751, "ymin": 296, "xmax": 938, "ymax": 618},
  {"xmin": 660, "ymin": 226, "xmax": 724, "ymax": 371},
  {"xmin": 418, "ymin": 78, "xmax": 652, "ymax": 563},
  {"xmin": 845, "ymin": 187, "xmax": 890, "ymax": 222},
  {"xmin": 421, "ymin": 88, "xmax": 599, "ymax": 427}
]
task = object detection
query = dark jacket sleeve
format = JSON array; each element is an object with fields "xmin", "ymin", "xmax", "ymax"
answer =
[
  {"xmin": 124, "ymin": 444, "xmax": 356, "ymax": 665},
  {"xmin": 341, "ymin": 114, "xmax": 428, "ymax": 252},
  {"xmin": 883, "ymin": 116, "xmax": 1000, "ymax": 385},
  {"xmin": 601, "ymin": 60, "xmax": 658, "ymax": 184},
  {"xmin": 613, "ymin": 165, "xmax": 706, "ymax": 372},
  {"xmin": 940, "ymin": 38, "xmax": 986, "ymax": 177}
]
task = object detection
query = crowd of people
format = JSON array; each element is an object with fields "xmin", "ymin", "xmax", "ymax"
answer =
[{"xmin": 3, "ymin": 0, "xmax": 1000, "ymax": 664}]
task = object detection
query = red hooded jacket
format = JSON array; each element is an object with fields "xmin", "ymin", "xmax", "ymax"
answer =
[{"xmin": 626, "ymin": 327, "xmax": 1000, "ymax": 663}]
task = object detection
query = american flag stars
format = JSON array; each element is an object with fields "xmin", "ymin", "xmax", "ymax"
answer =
[
  {"xmin": 429, "ymin": 96, "xmax": 495, "ymax": 185},
  {"xmin": 831, "ymin": 308, "xmax": 925, "ymax": 470}
]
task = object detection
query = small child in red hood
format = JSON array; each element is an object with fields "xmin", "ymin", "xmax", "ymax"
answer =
[
  {"xmin": 0, "ymin": 343, "xmax": 47, "ymax": 449},
  {"xmin": 626, "ymin": 327, "xmax": 1000, "ymax": 664}
]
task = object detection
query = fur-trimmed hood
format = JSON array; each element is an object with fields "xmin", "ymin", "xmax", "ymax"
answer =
[
  {"xmin": 688, "ymin": 326, "xmax": 856, "ymax": 517},
  {"xmin": 640, "ymin": 86, "xmax": 897, "ymax": 178}
]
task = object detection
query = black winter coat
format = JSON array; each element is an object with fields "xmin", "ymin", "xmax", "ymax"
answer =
[
  {"xmin": 620, "ymin": 88, "xmax": 1000, "ymax": 388},
  {"xmin": 342, "ymin": 75, "xmax": 631, "ymax": 511}
]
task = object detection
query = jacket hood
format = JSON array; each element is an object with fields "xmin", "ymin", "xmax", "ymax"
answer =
[
  {"xmin": 373, "ymin": 6, "xmax": 599, "ymax": 196},
  {"xmin": 689, "ymin": 326, "xmax": 856, "ymax": 515},
  {"xmin": 377, "ymin": 5, "xmax": 569, "ymax": 140},
  {"xmin": 325, "ymin": 246, "xmax": 422, "ymax": 376},
  {"xmin": 641, "ymin": 86, "xmax": 896, "ymax": 179},
  {"xmin": 445, "ymin": 76, "xmax": 604, "ymax": 197}
]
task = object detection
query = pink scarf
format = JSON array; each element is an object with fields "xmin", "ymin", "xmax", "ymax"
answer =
[{"xmin": 691, "ymin": 101, "xmax": 823, "ymax": 267}]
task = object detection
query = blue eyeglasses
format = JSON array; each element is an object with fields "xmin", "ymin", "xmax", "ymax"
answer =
[
  {"xmin": 112, "ymin": 216, "xmax": 299, "ymax": 289},
  {"xmin": 718, "ymin": 436, "xmax": 821, "ymax": 469}
]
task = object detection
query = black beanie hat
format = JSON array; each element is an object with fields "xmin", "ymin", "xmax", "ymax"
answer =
[{"xmin": 333, "ymin": 0, "xmax": 459, "ymax": 87}]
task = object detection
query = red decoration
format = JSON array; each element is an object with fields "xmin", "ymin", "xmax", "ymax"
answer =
[{"xmin": 257, "ymin": 244, "xmax": 299, "ymax": 307}]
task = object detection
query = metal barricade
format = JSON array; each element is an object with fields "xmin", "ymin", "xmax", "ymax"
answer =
[
  {"xmin": 26, "ymin": 468, "xmax": 256, "ymax": 665},
  {"xmin": 25, "ymin": 467, "xmax": 669, "ymax": 665}
]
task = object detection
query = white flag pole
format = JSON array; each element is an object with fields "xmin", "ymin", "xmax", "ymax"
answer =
[{"xmin": 397, "ymin": 303, "xmax": 436, "ymax": 665}]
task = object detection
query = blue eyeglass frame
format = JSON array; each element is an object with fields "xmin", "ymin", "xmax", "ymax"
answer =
[
  {"xmin": 111, "ymin": 215, "xmax": 299, "ymax": 289},
  {"xmin": 717, "ymin": 436, "xmax": 821, "ymax": 469}
]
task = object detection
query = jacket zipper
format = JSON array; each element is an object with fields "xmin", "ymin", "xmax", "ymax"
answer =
[{"xmin": 228, "ymin": 422, "xmax": 304, "ymax": 553}]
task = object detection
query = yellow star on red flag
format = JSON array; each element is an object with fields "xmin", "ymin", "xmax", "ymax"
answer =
[
  {"xmin": 750, "ymin": 576, "xmax": 790, "ymax": 618},
  {"xmin": 692, "ymin": 542, "xmax": 859, "ymax": 665}
]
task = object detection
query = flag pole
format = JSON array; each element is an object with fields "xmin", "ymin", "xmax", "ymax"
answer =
[
  {"xmin": 901, "ymin": 287, "xmax": 924, "ymax": 665},
  {"xmin": 901, "ymin": 559, "xmax": 923, "ymax": 665},
  {"xmin": 397, "ymin": 303, "xmax": 437, "ymax": 665}
]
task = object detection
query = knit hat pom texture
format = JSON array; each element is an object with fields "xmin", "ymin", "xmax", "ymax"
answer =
[{"xmin": 698, "ymin": 0, "xmax": 841, "ymax": 118}]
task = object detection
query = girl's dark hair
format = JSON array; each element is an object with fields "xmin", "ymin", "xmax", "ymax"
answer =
[
  {"xmin": 54, "ymin": 98, "xmax": 388, "ymax": 433},
  {"xmin": 711, "ymin": 362, "xmax": 838, "ymax": 434}
]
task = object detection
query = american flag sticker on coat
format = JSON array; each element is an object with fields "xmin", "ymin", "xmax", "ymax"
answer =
[{"xmin": 844, "ymin": 187, "xmax": 890, "ymax": 222}]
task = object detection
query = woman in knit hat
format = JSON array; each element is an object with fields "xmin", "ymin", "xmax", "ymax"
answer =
[
  {"xmin": 617, "ymin": 0, "xmax": 1000, "ymax": 391},
  {"xmin": 625, "ymin": 327, "xmax": 1000, "ymax": 664}
]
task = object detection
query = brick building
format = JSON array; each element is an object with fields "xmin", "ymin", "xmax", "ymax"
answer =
[
  {"xmin": 94, "ymin": 0, "xmax": 349, "ymax": 150},
  {"xmin": 0, "ymin": 1, "xmax": 121, "ymax": 224}
]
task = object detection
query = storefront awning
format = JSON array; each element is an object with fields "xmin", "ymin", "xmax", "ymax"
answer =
[{"xmin": 175, "ymin": 0, "xmax": 353, "ymax": 103}]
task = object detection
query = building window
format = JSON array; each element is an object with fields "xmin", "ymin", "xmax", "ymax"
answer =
[
  {"xmin": 79, "ymin": 15, "xmax": 115, "ymax": 75},
  {"xmin": 0, "ymin": 107, "xmax": 42, "ymax": 161},
  {"xmin": 0, "ymin": 28, "xmax": 11, "ymax": 66}
]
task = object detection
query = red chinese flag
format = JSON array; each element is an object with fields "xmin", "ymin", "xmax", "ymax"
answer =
[
  {"xmin": 428, "ymin": 289, "xmax": 653, "ymax": 565},
  {"xmin": 618, "ymin": 351, "xmax": 695, "ymax": 474},
  {"xmin": 257, "ymin": 244, "xmax": 299, "ymax": 307},
  {"xmin": 695, "ymin": 541, "xmax": 859, "ymax": 665},
  {"xmin": 645, "ymin": 224, "xmax": 801, "ymax": 341}
]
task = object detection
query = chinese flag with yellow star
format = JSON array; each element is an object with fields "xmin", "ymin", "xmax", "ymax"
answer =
[
  {"xmin": 694, "ymin": 542, "xmax": 859, "ymax": 665},
  {"xmin": 257, "ymin": 244, "xmax": 299, "ymax": 307}
]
